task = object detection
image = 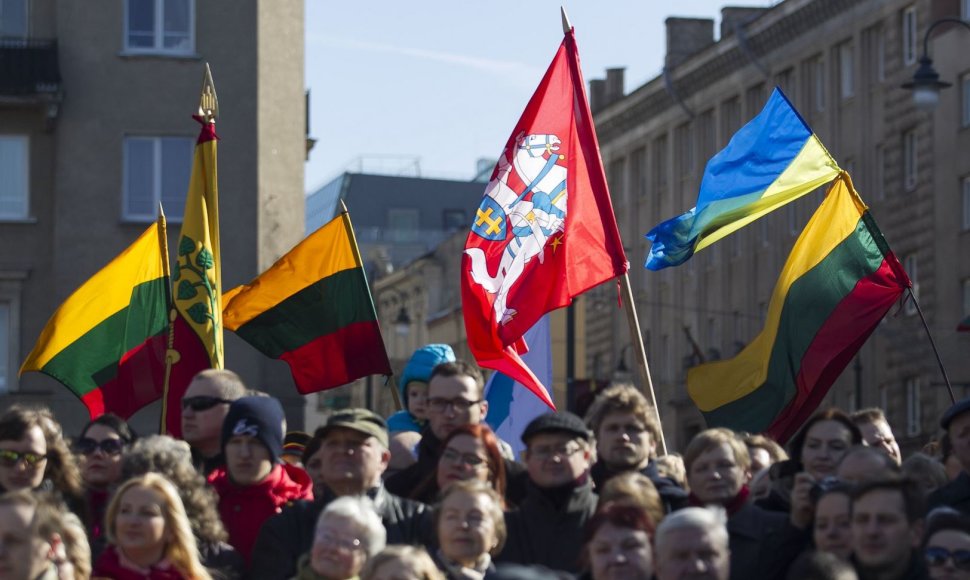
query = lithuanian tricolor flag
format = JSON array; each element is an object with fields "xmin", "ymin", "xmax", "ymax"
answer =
[
  {"xmin": 646, "ymin": 88, "xmax": 841, "ymax": 270},
  {"xmin": 20, "ymin": 223, "xmax": 170, "ymax": 418},
  {"xmin": 222, "ymin": 210, "xmax": 392, "ymax": 393},
  {"xmin": 687, "ymin": 173, "xmax": 911, "ymax": 443}
]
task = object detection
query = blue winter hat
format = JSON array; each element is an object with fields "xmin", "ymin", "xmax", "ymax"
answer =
[
  {"xmin": 221, "ymin": 396, "xmax": 285, "ymax": 462},
  {"xmin": 399, "ymin": 344, "xmax": 456, "ymax": 404}
]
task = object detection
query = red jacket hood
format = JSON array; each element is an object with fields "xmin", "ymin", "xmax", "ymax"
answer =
[{"xmin": 207, "ymin": 462, "xmax": 313, "ymax": 502}]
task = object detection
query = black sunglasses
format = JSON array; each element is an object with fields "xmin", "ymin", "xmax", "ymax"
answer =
[
  {"xmin": 181, "ymin": 395, "xmax": 232, "ymax": 412},
  {"xmin": 926, "ymin": 546, "xmax": 970, "ymax": 570},
  {"xmin": 74, "ymin": 437, "xmax": 125, "ymax": 456}
]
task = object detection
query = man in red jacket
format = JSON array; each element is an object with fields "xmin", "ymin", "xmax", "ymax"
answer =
[{"xmin": 207, "ymin": 396, "xmax": 313, "ymax": 566}]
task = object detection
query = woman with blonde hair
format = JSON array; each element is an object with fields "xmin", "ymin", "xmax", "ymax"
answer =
[{"xmin": 94, "ymin": 473, "xmax": 212, "ymax": 580}]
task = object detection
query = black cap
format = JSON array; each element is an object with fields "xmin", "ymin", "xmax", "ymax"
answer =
[
  {"xmin": 221, "ymin": 396, "xmax": 285, "ymax": 462},
  {"xmin": 521, "ymin": 412, "xmax": 591, "ymax": 445},
  {"xmin": 941, "ymin": 398, "xmax": 970, "ymax": 430}
]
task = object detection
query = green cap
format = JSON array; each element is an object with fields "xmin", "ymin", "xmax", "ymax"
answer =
[{"xmin": 320, "ymin": 408, "xmax": 389, "ymax": 448}]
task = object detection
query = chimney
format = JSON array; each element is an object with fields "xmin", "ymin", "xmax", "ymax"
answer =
[
  {"xmin": 604, "ymin": 68, "xmax": 625, "ymax": 106},
  {"xmin": 720, "ymin": 7, "xmax": 770, "ymax": 39},
  {"xmin": 665, "ymin": 17, "xmax": 715, "ymax": 70},
  {"xmin": 589, "ymin": 78, "xmax": 606, "ymax": 113}
]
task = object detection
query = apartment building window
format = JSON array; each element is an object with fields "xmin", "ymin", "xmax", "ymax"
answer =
[
  {"xmin": 125, "ymin": 0, "xmax": 194, "ymax": 54},
  {"xmin": 0, "ymin": 0, "xmax": 27, "ymax": 38},
  {"xmin": 904, "ymin": 254, "xmax": 918, "ymax": 315},
  {"xmin": 962, "ymin": 73, "xmax": 970, "ymax": 128},
  {"xmin": 123, "ymin": 136, "xmax": 192, "ymax": 221},
  {"xmin": 903, "ymin": 129, "xmax": 918, "ymax": 191},
  {"xmin": 864, "ymin": 23, "xmax": 886, "ymax": 84},
  {"xmin": 838, "ymin": 41, "xmax": 855, "ymax": 100},
  {"xmin": 902, "ymin": 6, "xmax": 917, "ymax": 67},
  {"xmin": 963, "ymin": 176, "xmax": 970, "ymax": 230},
  {"xmin": 0, "ymin": 136, "xmax": 28, "ymax": 220},
  {"xmin": 906, "ymin": 377, "xmax": 921, "ymax": 436}
]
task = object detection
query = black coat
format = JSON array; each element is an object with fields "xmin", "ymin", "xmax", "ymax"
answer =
[
  {"xmin": 853, "ymin": 550, "xmax": 930, "ymax": 580},
  {"xmin": 928, "ymin": 471, "xmax": 970, "ymax": 515},
  {"xmin": 497, "ymin": 479, "xmax": 599, "ymax": 573},
  {"xmin": 727, "ymin": 502, "xmax": 808, "ymax": 580},
  {"xmin": 590, "ymin": 459, "xmax": 689, "ymax": 513},
  {"xmin": 248, "ymin": 484, "xmax": 430, "ymax": 580}
]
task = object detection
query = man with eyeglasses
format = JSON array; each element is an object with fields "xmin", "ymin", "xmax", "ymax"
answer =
[
  {"xmin": 386, "ymin": 361, "xmax": 526, "ymax": 503},
  {"xmin": 497, "ymin": 411, "xmax": 597, "ymax": 574},
  {"xmin": 180, "ymin": 369, "xmax": 247, "ymax": 476},
  {"xmin": 585, "ymin": 383, "xmax": 688, "ymax": 513},
  {"xmin": 850, "ymin": 477, "xmax": 929, "ymax": 580},
  {"xmin": 250, "ymin": 408, "xmax": 428, "ymax": 580}
]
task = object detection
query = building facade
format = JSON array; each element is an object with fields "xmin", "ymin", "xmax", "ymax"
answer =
[
  {"xmin": 0, "ymin": 0, "xmax": 307, "ymax": 433},
  {"xmin": 590, "ymin": 0, "xmax": 970, "ymax": 450}
]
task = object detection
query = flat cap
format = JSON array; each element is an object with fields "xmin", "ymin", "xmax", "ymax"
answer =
[
  {"xmin": 521, "ymin": 411, "xmax": 591, "ymax": 445},
  {"xmin": 319, "ymin": 408, "xmax": 389, "ymax": 448},
  {"xmin": 941, "ymin": 398, "xmax": 970, "ymax": 430}
]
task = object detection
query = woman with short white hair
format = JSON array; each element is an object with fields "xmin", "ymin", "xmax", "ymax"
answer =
[
  {"xmin": 293, "ymin": 496, "xmax": 386, "ymax": 580},
  {"xmin": 654, "ymin": 506, "xmax": 731, "ymax": 580}
]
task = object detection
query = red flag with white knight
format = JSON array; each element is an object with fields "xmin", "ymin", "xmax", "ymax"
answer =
[{"xmin": 461, "ymin": 25, "xmax": 628, "ymax": 409}]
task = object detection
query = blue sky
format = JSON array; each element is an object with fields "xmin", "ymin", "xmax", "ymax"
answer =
[{"xmin": 304, "ymin": 1, "xmax": 774, "ymax": 193}]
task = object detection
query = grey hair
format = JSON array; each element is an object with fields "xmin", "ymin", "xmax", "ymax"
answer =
[
  {"xmin": 655, "ymin": 506, "xmax": 729, "ymax": 554},
  {"xmin": 317, "ymin": 496, "xmax": 386, "ymax": 557},
  {"xmin": 190, "ymin": 369, "xmax": 247, "ymax": 400}
]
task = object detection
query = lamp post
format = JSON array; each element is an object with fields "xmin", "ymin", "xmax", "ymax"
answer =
[{"xmin": 902, "ymin": 18, "xmax": 970, "ymax": 111}]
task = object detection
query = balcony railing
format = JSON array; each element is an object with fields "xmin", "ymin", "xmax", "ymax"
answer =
[{"xmin": 0, "ymin": 38, "xmax": 61, "ymax": 96}]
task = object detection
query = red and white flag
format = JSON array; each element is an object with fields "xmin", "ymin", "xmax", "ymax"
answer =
[{"xmin": 461, "ymin": 26, "xmax": 628, "ymax": 409}]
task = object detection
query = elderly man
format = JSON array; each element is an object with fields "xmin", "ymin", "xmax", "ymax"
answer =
[
  {"xmin": 654, "ymin": 507, "xmax": 731, "ymax": 580},
  {"xmin": 851, "ymin": 478, "xmax": 928, "ymax": 580},
  {"xmin": 385, "ymin": 360, "xmax": 526, "ymax": 502},
  {"xmin": 684, "ymin": 427, "xmax": 807, "ymax": 580},
  {"xmin": 585, "ymin": 383, "xmax": 687, "ymax": 512},
  {"xmin": 249, "ymin": 409, "xmax": 427, "ymax": 580},
  {"xmin": 851, "ymin": 408, "xmax": 902, "ymax": 465},
  {"xmin": 180, "ymin": 369, "xmax": 247, "ymax": 475},
  {"xmin": 929, "ymin": 398, "xmax": 970, "ymax": 514},
  {"xmin": 498, "ymin": 412, "xmax": 598, "ymax": 573}
]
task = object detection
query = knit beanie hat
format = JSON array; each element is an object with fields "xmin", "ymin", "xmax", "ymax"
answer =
[
  {"xmin": 221, "ymin": 396, "xmax": 285, "ymax": 462},
  {"xmin": 399, "ymin": 344, "xmax": 456, "ymax": 404}
]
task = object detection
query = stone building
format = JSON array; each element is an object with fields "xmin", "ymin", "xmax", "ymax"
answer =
[
  {"xmin": 0, "ymin": 0, "xmax": 308, "ymax": 433},
  {"xmin": 589, "ymin": 0, "xmax": 970, "ymax": 450}
]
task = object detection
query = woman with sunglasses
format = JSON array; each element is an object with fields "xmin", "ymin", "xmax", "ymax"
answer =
[
  {"xmin": 924, "ymin": 509, "xmax": 970, "ymax": 580},
  {"xmin": 75, "ymin": 413, "xmax": 137, "ymax": 553},
  {"xmin": 0, "ymin": 406, "xmax": 82, "ymax": 501},
  {"xmin": 412, "ymin": 424, "xmax": 507, "ymax": 504}
]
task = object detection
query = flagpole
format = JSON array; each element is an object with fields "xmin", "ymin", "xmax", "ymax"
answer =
[
  {"xmin": 619, "ymin": 272, "xmax": 668, "ymax": 455},
  {"xmin": 909, "ymin": 288, "xmax": 956, "ymax": 404},
  {"xmin": 156, "ymin": 203, "xmax": 181, "ymax": 434}
]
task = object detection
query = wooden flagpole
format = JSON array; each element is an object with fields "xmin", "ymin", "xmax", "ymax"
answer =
[
  {"xmin": 157, "ymin": 204, "xmax": 180, "ymax": 434},
  {"xmin": 620, "ymin": 272, "xmax": 668, "ymax": 455}
]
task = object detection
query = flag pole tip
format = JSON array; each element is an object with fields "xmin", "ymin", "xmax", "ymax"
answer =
[
  {"xmin": 560, "ymin": 6, "xmax": 572, "ymax": 34},
  {"xmin": 198, "ymin": 63, "xmax": 219, "ymax": 121},
  {"xmin": 157, "ymin": 201, "xmax": 166, "ymax": 219},
  {"xmin": 339, "ymin": 199, "xmax": 349, "ymax": 214}
]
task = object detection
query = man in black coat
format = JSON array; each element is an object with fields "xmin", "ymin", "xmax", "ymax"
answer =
[
  {"xmin": 384, "ymin": 361, "xmax": 527, "ymax": 504},
  {"xmin": 585, "ymin": 384, "xmax": 687, "ymax": 512},
  {"xmin": 497, "ymin": 412, "xmax": 598, "ymax": 574},
  {"xmin": 851, "ymin": 478, "xmax": 929, "ymax": 580},
  {"xmin": 249, "ymin": 409, "xmax": 428, "ymax": 580},
  {"xmin": 929, "ymin": 398, "xmax": 970, "ymax": 514}
]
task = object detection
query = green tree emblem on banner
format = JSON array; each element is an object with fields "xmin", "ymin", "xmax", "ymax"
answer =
[{"xmin": 174, "ymin": 235, "xmax": 220, "ymax": 353}]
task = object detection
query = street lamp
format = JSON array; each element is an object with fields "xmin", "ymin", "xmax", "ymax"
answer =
[
  {"xmin": 902, "ymin": 18, "xmax": 970, "ymax": 111},
  {"xmin": 378, "ymin": 288, "xmax": 413, "ymax": 336}
]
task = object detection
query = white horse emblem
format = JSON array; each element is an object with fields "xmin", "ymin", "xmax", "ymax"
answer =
[{"xmin": 466, "ymin": 132, "xmax": 568, "ymax": 325}]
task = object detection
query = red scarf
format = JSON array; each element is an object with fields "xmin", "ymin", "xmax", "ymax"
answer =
[{"xmin": 688, "ymin": 484, "xmax": 750, "ymax": 516}]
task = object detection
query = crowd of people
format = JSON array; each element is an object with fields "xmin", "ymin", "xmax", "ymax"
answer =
[{"xmin": 3, "ymin": 342, "xmax": 970, "ymax": 580}]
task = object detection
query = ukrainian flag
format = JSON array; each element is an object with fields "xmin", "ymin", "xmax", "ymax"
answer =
[{"xmin": 645, "ymin": 88, "xmax": 840, "ymax": 270}]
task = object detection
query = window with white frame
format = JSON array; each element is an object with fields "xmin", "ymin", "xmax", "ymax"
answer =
[
  {"xmin": 123, "ymin": 136, "xmax": 192, "ymax": 221},
  {"xmin": 904, "ymin": 254, "xmax": 919, "ymax": 315},
  {"xmin": 962, "ymin": 176, "xmax": 970, "ymax": 230},
  {"xmin": 839, "ymin": 41, "xmax": 855, "ymax": 99},
  {"xmin": 904, "ymin": 129, "xmax": 918, "ymax": 191},
  {"xmin": 0, "ymin": 301, "xmax": 8, "ymax": 393},
  {"xmin": 125, "ymin": 0, "xmax": 194, "ymax": 54},
  {"xmin": 902, "ymin": 6, "xmax": 917, "ymax": 67},
  {"xmin": 906, "ymin": 377, "xmax": 921, "ymax": 436},
  {"xmin": 0, "ymin": 0, "xmax": 27, "ymax": 38},
  {"xmin": 0, "ymin": 136, "xmax": 28, "ymax": 220},
  {"xmin": 962, "ymin": 72, "xmax": 970, "ymax": 128}
]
